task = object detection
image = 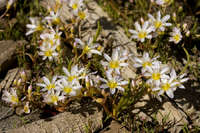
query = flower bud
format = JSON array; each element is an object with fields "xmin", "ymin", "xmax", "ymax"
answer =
[
  {"xmin": 20, "ymin": 70, "xmax": 26, "ymax": 82},
  {"xmin": 178, "ymin": 6, "xmax": 183, "ymax": 13},
  {"xmin": 186, "ymin": 31, "xmax": 190, "ymax": 37},
  {"xmin": 28, "ymin": 85, "xmax": 32, "ymax": 99},
  {"xmin": 17, "ymin": 79, "xmax": 22, "ymax": 87},
  {"xmin": 182, "ymin": 23, "xmax": 187, "ymax": 31},
  {"xmin": 172, "ymin": 12, "xmax": 176, "ymax": 22}
]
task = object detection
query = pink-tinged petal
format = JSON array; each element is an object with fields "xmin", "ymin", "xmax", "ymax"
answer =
[
  {"xmin": 63, "ymin": 67, "xmax": 70, "ymax": 76},
  {"xmin": 104, "ymin": 53, "xmax": 111, "ymax": 61},
  {"xmin": 75, "ymin": 38, "xmax": 84, "ymax": 46},
  {"xmin": 146, "ymin": 35, "xmax": 152, "ymax": 39},
  {"xmin": 90, "ymin": 49, "xmax": 102, "ymax": 55},
  {"xmin": 129, "ymin": 29, "xmax": 138, "ymax": 34},
  {"xmin": 69, "ymin": 91, "xmax": 76, "ymax": 96},
  {"xmin": 135, "ymin": 22, "xmax": 141, "ymax": 31},
  {"xmin": 180, "ymin": 78, "xmax": 189, "ymax": 83},
  {"xmin": 117, "ymin": 86, "xmax": 125, "ymax": 91},
  {"xmin": 152, "ymin": 87, "xmax": 160, "ymax": 91},
  {"xmin": 158, "ymin": 90, "xmax": 164, "ymax": 96},
  {"xmin": 100, "ymin": 84, "xmax": 108, "ymax": 89},
  {"xmin": 112, "ymin": 49, "xmax": 119, "ymax": 61},
  {"xmin": 43, "ymin": 77, "xmax": 50, "ymax": 85},
  {"xmin": 110, "ymin": 88, "xmax": 116, "ymax": 94},
  {"xmin": 142, "ymin": 21, "xmax": 149, "ymax": 30},
  {"xmin": 157, "ymin": 11, "xmax": 161, "ymax": 20},
  {"xmin": 131, "ymin": 35, "xmax": 138, "ymax": 39},
  {"xmin": 164, "ymin": 23, "xmax": 172, "ymax": 26},
  {"xmin": 119, "ymin": 63, "xmax": 128, "ymax": 67},
  {"xmin": 26, "ymin": 30, "xmax": 35, "ymax": 36},
  {"xmin": 162, "ymin": 15, "xmax": 170, "ymax": 22},
  {"xmin": 148, "ymin": 14, "xmax": 155, "ymax": 21},
  {"xmin": 178, "ymin": 84, "xmax": 185, "ymax": 89},
  {"xmin": 118, "ymin": 81, "xmax": 128, "ymax": 85},
  {"xmin": 166, "ymin": 89, "xmax": 174, "ymax": 98},
  {"xmin": 133, "ymin": 63, "xmax": 142, "ymax": 68},
  {"xmin": 154, "ymin": 80, "xmax": 160, "ymax": 87},
  {"xmin": 161, "ymin": 67, "xmax": 169, "ymax": 74},
  {"xmin": 37, "ymin": 83, "xmax": 46, "ymax": 88}
]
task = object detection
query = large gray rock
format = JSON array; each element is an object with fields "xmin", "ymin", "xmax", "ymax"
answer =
[
  {"xmin": 0, "ymin": 40, "xmax": 26, "ymax": 74},
  {"xmin": 6, "ymin": 104, "xmax": 103, "ymax": 133}
]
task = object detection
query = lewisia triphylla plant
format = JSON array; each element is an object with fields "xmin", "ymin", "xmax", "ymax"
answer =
[{"xmin": 1, "ymin": 0, "xmax": 189, "ymax": 117}]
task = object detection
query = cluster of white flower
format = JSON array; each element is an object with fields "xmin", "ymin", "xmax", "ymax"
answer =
[
  {"xmin": 99, "ymin": 48, "xmax": 130, "ymax": 94},
  {"xmin": 36, "ymin": 65, "xmax": 85, "ymax": 105},
  {"xmin": 69, "ymin": 0, "xmax": 87, "ymax": 20},
  {"xmin": 2, "ymin": 70, "xmax": 31, "ymax": 114},
  {"xmin": 133, "ymin": 52, "xmax": 189, "ymax": 99},
  {"xmin": 25, "ymin": 0, "xmax": 89, "ymax": 62},
  {"xmin": 129, "ymin": 11, "xmax": 182, "ymax": 44}
]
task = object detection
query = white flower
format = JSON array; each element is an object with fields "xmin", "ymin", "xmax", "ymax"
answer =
[
  {"xmin": 43, "ymin": 90, "xmax": 65, "ymax": 105},
  {"xmin": 45, "ymin": 10, "xmax": 61, "ymax": 24},
  {"xmin": 26, "ymin": 17, "xmax": 43, "ymax": 36},
  {"xmin": 37, "ymin": 76, "xmax": 60, "ymax": 94},
  {"xmin": 6, "ymin": 0, "xmax": 16, "ymax": 10},
  {"xmin": 156, "ymin": 0, "xmax": 171, "ymax": 6},
  {"xmin": 58, "ymin": 78, "xmax": 82, "ymax": 96},
  {"xmin": 38, "ymin": 43, "xmax": 58, "ymax": 61},
  {"xmin": 129, "ymin": 21, "xmax": 154, "ymax": 42},
  {"xmin": 144, "ymin": 61, "xmax": 169, "ymax": 87},
  {"xmin": 101, "ymin": 48, "xmax": 129, "ymax": 74},
  {"xmin": 132, "ymin": 52, "xmax": 158, "ymax": 73},
  {"xmin": 75, "ymin": 38, "xmax": 102, "ymax": 58},
  {"xmin": 169, "ymin": 27, "xmax": 182, "ymax": 44},
  {"xmin": 69, "ymin": 0, "xmax": 84, "ymax": 14},
  {"xmin": 2, "ymin": 88, "xmax": 19, "ymax": 105},
  {"xmin": 148, "ymin": 11, "xmax": 172, "ymax": 31},
  {"xmin": 100, "ymin": 71, "xmax": 128, "ymax": 94},
  {"xmin": 169, "ymin": 69, "xmax": 189, "ymax": 89},
  {"xmin": 152, "ymin": 69, "xmax": 179, "ymax": 98},
  {"xmin": 62, "ymin": 65, "xmax": 85, "ymax": 84},
  {"xmin": 40, "ymin": 28, "xmax": 62, "ymax": 47},
  {"xmin": 77, "ymin": 9, "xmax": 87, "ymax": 20},
  {"xmin": 24, "ymin": 102, "xmax": 30, "ymax": 114}
]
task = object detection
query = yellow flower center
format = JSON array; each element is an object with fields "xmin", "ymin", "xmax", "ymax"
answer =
[
  {"xmin": 72, "ymin": 3, "xmax": 78, "ymax": 10},
  {"xmin": 51, "ymin": 95, "xmax": 58, "ymax": 103},
  {"xmin": 162, "ymin": 83, "xmax": 170, "ymax": 91},
  {"xmin": 107, "ymin": 81, "xmax": 118, "ymax": 89},
  {"xmin": 78, "ymin": 11, "xmax": 86, "ymax": 20},
  {"xmin": 173, "ymin": 34, "xmax": 180, "ymax": 42},
  {"xmin": 83, "ymin": 45, "xmax": 90, "ymax": 53},
  {"xmin": 154, "ymin": 21, "xmax": 162, "ymax": 29},
  {"xmin": 36, "ymin": 25, "xmax": 43, "ymax": 31},
  {"xmin": 63, "ymin": 86, "xmax": 72, "ymax": 94},
  {"xmin": 11, "ymin": 96, "xmax": 19, "ymax": 103},
  {"xmin": 50, "ymin": 40, "xmax": 54, "ymax": 46},
  {"xmin": 138, "ymin": 31, "xmax": 147, "ymax": 39},
  {"xmin": 54, "ymin": 18, "xmax": 60, "ymax": 24},
  {"xmin": 44, "ymin": 50, "xmax": 53, "ymax": 57},
  {"xmin": 152, "ymin": 73, "xmax": 161, "ymax": 80},
  {"xmin": 142, "ymin": 61, "xmax": 152, "ymax": 68},
  {"xmin": 46, "ymin": 84, "xmax": 55, "ymax": 90},
  {"xmin": 68, "ymin": 76, "xmax": 76, "ymax": 82},
  {"xmin": 109, "ymin": 60, "xmax": 120, "ymax": 69}
]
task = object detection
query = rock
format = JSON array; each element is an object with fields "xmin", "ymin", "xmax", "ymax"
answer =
[
  {"xmin": 100, "ymin": 121, "xmax": 130, "ymax": 133},
  {"xmin": 0, "ymin": 40, "xmax": 27, "ymax": 75},
  {"xmin": 6, "ymin": 104, "xmax": 103, "ymax": 133}
]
